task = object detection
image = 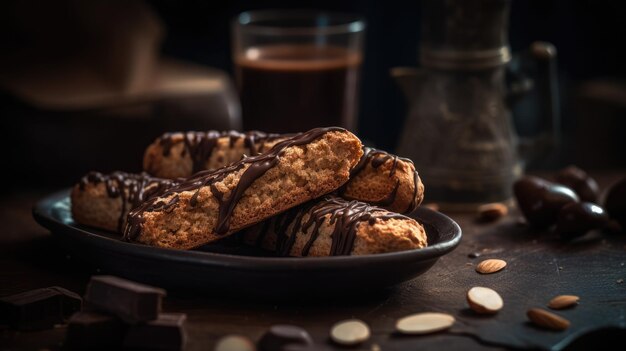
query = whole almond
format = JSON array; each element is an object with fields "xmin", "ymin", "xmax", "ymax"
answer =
[
  {"xmin": 548, "ymin": 295, "xmax": 579, "ymax": 309},
  {"xmin": 527, "ymin": 308, "xmax": 570, "ymax": 331},
  {"xmin": 395, "ymin": 312, "xmax": 455, "ymax": 335},
  {"xmin": 477, "ymin": 203, "xmax": 508, "ymax": 222},
  {"xmin": 467, "ymin": 287, "xmax": 503, "ymax": 314},
  {"xmin": 476, "ymin": 259, "xmax": 507, "ymax": 274},
  {"xmin": 330, "ymin": 319, "xmax": 370, "ymax": 346},
  {"xmin": 214, "ymin": 335, "xmax": 255, "ymax": 351}
]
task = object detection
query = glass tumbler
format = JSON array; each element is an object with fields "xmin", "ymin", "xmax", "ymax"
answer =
[{"xmin": 232, "ymin": 10, "xmax": 365, "ymax": 133}]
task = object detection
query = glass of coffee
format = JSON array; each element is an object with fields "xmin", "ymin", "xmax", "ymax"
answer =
[{"xmin": 232, "ymin": 10, "xmax": 365, "ymax": 133}]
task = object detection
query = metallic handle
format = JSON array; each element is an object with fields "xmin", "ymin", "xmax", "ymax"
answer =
[
  {"xmin": 508, "ymin": 41, "xmax": 560, "ymax": 164},
  {"xmin": 530, "ymin": 41, "xmax": 560, "ymax": 148}
]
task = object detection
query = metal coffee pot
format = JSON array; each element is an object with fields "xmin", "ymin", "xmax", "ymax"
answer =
[{"xmin": 393, "ymin": 0, "xmax": 559, "ymax": 210}]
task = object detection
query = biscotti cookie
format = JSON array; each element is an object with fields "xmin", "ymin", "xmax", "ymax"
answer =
[
  {"xmin": 124, "ymin": 127, "xmax": 363, "ymax": 249},
  {"xmin": 144, "ymin": 132, "xmax": 424, "ymax": 213},
  {"xmin": 338, "ymin": 147, "xmax": 424, "ymax": 214},
  {"xmin": 243, "ymin": 196, "xmax": 428, "ymax": 256},
  {"xmin": 71, "ymin": 172, "xmax": 176, "ymax": 233},
  {"xmin": 143, "ymin": 130, "xmax": 287, "ymax": 178}
]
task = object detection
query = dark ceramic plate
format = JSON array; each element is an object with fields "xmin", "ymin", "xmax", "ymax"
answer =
[{"xmin": 33, "ymin": 189, "xmax": 462, "ymax": 299}]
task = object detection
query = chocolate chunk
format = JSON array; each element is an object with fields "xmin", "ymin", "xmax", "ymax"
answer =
[
  {"xmin": 555, "ymin": 166, "xmax": 600, "ymax": 202},
  {"xmin": 84, "ymin": 275, "xmax": 166, "ymax": 323},
  {"xmin": 123, "ymin": 313, "xmax": 187, "ymax": 351},
  {"xmin": 258, "ymin": 325, "xmax": 313, "ymax": 351},
  {"xmin": 513, "ymin": 176, "xmax": 579, "ymax": 229},
  {"xmin": 605, "ymin": 177, "xmax": 626, "ymax": 229},
  {"xmin": 64, "ymin": 311, "xmax": 126, "ymax": 350},
  {"xmin": 556, "ymin": 202, "xmax": 609, "ymax": 239},
  {"xmin": 0, "ymin": 286, "xmax": 82, "ymax": 330},
  {"xmin": 47, "ymin": 286, "xmax": 82, "ymax": 319}
]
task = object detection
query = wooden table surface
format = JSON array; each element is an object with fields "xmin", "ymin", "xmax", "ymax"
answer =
[{"xmin": 1, "ymin": 171, "xmax": 625, "ymax": 351}]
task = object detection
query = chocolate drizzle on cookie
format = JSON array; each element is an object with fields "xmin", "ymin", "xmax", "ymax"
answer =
[
  {"xmin": 124, "ymin": 127, "xmax": 346, "ymax": 241},
  {"xmin": 339, "ymin": 147, "xmax": 421, "ymax": 213},
  {"xmin": 255, "ymin": 196, "xmax": 410, "ymax": 256},
  {"xmin": 157, "ymin": 131, "xmax": 283, "ymax": 174},
  {"xmin": 407, "ymin": 170, "xmax": 421, "ymax": 213},
  {"xmin": 78, "ymin": 172, "xmax": 176, "ymax": 232}
]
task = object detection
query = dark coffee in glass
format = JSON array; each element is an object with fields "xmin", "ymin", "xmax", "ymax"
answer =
[{"xmin": 233, "ymin": 11, "xmax": 365, "ymax": 133}]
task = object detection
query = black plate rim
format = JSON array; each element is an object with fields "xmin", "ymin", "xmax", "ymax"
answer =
[{"xmin": 32, "ymin": 189, "xmax": 462, "ymax": 271}]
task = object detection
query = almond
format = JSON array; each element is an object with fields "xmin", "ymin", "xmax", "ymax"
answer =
[
  {"xmin": 527, "ymin": 308, "xmax": 570, "ymax": 331},
  {"xmin": 467, "ymin": 287, "xmax": 503, "ymax": 314},
  {"xmin": 477, "ymin": 203, "xmax": 508, "ymax": 222},
  {"xmin": 214, "ymin": 335, "xmax": 255, "ymax": 351},
  {"xmin": 548, "ymin": 295, "xmax": 579, "ymax": 309},
  {"xmin": 330, "ymin": 319, "xmax": 370, "ymax": 345},
  {"xmin": 395, "ymin": 312, "xmax": 455, "ymax": 335},
  {"xmin": 476, "ymin": 259, "xmax": 507, "ymax": 274}
]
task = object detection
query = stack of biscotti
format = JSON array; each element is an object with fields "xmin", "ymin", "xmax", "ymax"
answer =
[
  {"xmin": 143, "ymin": 130, "xmax": 423, "ymax": 213},
  {"xmin": 71, "ymin": 127, "xmax": 428, "ymax": 256}
]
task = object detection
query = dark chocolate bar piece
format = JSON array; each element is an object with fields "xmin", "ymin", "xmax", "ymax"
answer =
[
  {"xmin": 0, "ymin": 286, "xmax": 82, "ymax": 331},
  {"xmin": 84, "ymin": 275, "xmax": 166, "ymax": 324},
  {"xmin": 123, "ymin": 313, "xmax": 187, "ymax": 351},
  {"xmin": 48, "ymin": 286, "xmax": 83, "ymax": 318},
  {"xmin": 64, "ymin": 311, "xmax": 126, "ymax": 350}
]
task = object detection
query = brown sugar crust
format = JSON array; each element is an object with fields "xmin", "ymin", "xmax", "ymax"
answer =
[
  {"xmin": 243, "ymin": 196, "xmax": 428, "ymax": 256},
  {"xmin": 338, "ymin": 147, "xmax": 424, "ymax": 214},
  {"xmin": 71, "ymin": 172, "xmax": 176, "ymax": 233},
  {"xmin": 125, "ymin": 128, "xmax": 363, "ymax": 249},
  {"xmin": 144, "ymin": 133, "xmax": 424, "ymax": 213},
  {"xmin": 143, "ymin": 131, "xmax": 286, "ymax": 178}
]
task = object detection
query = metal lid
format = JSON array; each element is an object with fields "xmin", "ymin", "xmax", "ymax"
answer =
[{"xmin": 419, "ymin": 0, "xmax": 511, "ymax": 69}]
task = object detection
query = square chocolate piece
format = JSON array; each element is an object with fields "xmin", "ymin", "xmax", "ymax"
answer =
[
  {"xmin": 48, "ymin": 286, "xmax": 83, "ymax": 318},
  {"xmin": 0, "ymin": 286, "xmax": 82, "ymax": 330},
  {"xmin": 84, "ymin": 275, "xmax": 166, "ymax": 323},
  {"xmin": 64, "ymin": 311, "xmax": 126, "ymax": 350},
  {"xmin": 124, "ymin": 313, "xmax": 187, "ymax": 351}
]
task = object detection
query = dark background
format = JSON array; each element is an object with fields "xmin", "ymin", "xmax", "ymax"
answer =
[
  {"xmin": 148, "ymin": 0, "xmax": 626, "ymax": 156},
  {"xmin": 1, "ymin": 0, "xmax": 625, "ymax": 188}
]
